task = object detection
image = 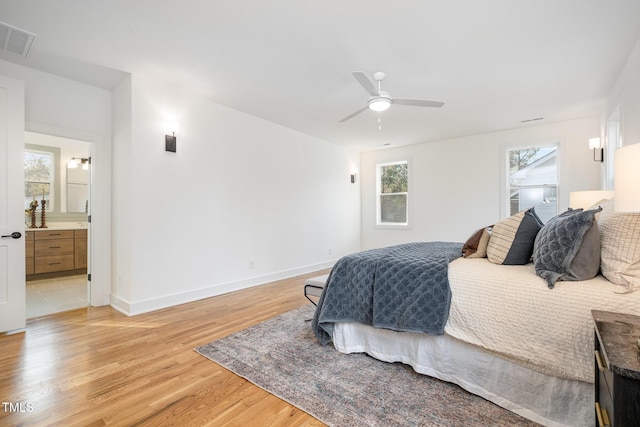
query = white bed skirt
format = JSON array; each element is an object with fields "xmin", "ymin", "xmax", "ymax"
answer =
[{"xmin": 333, "ymin": 322, "xmax": 592, "ymax": 427}]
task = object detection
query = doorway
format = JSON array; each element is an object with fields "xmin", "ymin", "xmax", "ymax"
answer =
[{"xmin": 24, "ymin": 131, "xmax": 91, "ymax": 318}]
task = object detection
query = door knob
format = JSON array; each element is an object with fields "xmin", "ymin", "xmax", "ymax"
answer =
[{"xmin": 1, "ymin": 232, "xmax": 22, "ymax": 239}]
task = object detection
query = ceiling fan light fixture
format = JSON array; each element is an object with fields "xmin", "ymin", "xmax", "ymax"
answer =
[{"xmin": 368, "ymin": 97, "xmax": 391, "ymax": 112}]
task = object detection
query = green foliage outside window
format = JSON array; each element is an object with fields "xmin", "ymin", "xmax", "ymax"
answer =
[
  {"xmin": 380, "ymin": 163, "xmax": 408, "ymax": 193},
  {"xmin": 378, "ymin": 162, "xmax": 408, "ymax": 225}
]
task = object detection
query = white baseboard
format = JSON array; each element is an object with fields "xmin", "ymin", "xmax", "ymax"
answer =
[{"xmin": 109, "ymin": 260, "xmax": 335, "ymax": 316}]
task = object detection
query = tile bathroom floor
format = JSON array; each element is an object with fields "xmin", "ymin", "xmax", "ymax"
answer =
[{"xmin": 26, "ymin": 275, "xmax": 88, "ymax": 318}]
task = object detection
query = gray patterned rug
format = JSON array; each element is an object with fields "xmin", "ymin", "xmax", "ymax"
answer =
[{"xmin": 195, "ymin": 305, "xmax": 538, "ymax": 426}]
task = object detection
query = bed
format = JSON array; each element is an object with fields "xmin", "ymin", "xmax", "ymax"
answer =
[{"xmin": 312, "ymin": 200, "xmax": 640, "ymax": 426}]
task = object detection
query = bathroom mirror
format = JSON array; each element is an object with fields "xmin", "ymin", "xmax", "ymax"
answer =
[{"xmin": 67, "ymin": 161, "xmax": 89, "ymax": 213}]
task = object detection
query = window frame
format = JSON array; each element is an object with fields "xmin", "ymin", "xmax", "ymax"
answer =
[
  {"xmin": 605, "ymin": 105, "xmax": 621, "ymax": 190},
  {"xmin": 375, "ymin": 159, "xmax": 411, "ymax": 228},
  {"xmin": 501, "ymin": 142, "xmax": 559, "ymax": 222}
]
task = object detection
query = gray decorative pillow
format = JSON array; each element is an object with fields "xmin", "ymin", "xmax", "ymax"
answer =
[{"xmin": 533, "ymin": 208, "xmax": 601, "ymax": 288}]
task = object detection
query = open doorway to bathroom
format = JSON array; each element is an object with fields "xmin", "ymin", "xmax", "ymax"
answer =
[{"xmin": 24, "ymin": 131, "xmax": 91, "ymax": 318}]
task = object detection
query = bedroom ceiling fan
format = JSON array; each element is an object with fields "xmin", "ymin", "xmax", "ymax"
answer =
[{"xmin": 339, "ymin": 71, "xmax": 445, "ymax": 123}]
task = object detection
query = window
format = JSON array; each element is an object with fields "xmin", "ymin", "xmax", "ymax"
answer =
[
  {"xmin": 507, "ymin": 145, "xmax": 557, "ymax": 223},
  {"xmin": 376, "ymin": 160, "xmax": 409, "ymax": 226},
  {"xmin": 24, "ymin": 149, "xmax": 54, "ymax": 211}
]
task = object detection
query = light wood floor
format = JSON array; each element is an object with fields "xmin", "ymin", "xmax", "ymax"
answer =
[{"xmin": 0, "ymin": 270, "xmax": 330, "ymax": 426}]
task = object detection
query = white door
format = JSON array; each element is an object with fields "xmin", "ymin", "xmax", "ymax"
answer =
[{"xmin": 0, "ymin": 75, "xmax": 26, "ymax": 333}]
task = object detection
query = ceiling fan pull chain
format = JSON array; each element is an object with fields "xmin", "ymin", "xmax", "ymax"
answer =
[{"xmin": 378, "ymin": 113, "xmax": 382, "ymax": 130}]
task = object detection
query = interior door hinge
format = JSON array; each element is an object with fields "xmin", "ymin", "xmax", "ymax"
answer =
[{"xmin": 87, "ymin": 273, "xmax": 91, "ymax": 282}]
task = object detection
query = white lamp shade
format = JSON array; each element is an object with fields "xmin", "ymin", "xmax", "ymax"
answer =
[
  {"xmin": 569, "ymin": 190, "xmax": 614, "ymax": 210},
  {"xmin": 614, "ymin": 143, "xmax": 640, "ymax": 212}
]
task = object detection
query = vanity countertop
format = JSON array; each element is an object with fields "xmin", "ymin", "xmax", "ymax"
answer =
[{"xmin": 27, "ymin": 222, "xmax": 88, "ymax": 231}]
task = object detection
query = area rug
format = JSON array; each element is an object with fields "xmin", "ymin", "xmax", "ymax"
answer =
[{"xmin": 195, "ymin": 305, "xmax": 538, "ymax": 426}]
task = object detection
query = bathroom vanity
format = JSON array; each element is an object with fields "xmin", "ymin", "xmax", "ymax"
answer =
[{"xmin": 26, "ymin": 223, "xmax": 87, "ymax": 280}]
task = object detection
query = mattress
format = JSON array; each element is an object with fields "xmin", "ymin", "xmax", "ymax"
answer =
[{"xmin": 444, "ymin": 257, "xmax": 640, "ymax": 382}]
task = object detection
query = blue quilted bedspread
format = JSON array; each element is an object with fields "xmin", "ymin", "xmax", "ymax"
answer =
[{"xmin": 312, "ymin": 242, "xmax": 463, "ymax": 345}]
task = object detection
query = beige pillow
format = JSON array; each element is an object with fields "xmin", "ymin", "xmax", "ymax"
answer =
[
  {"xmin": 462, "ymin": 226, "xmax": 492, "ymax": 258},
  {"xmin": 598, "ymin": 199, "xmax": 640, "ymax": 292},
  {"xmin": 467, "ymin": 228, "xmax": 491, "ymax": 259}
]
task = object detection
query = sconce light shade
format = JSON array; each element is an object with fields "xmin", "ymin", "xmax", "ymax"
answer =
[
  {"xmin": 165, "ymin": 120, "xmax": 179, "ymax": 153},
  {"xmin": 350, "ymin": 167, "xmax": 358, "ymax": 184},
  {"xmin": 165, "ymin": 134, "xmax": 177, "ymax": 152},
  {"xmin": 589, "ymin": 137, "xmax": 604, "ymax": 162},
  {"xmin": 614, "ymin": 143, "xmax": 640, "ymax": 212},
  {"xmin": 569, "ymin": 190, "xmax": 614, "ymax": 210},
  {"xmin": 68, "ymin": 157, "xmax": 90, "ymax": 169}
]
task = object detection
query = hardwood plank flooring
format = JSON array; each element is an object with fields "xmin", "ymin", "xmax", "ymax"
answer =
[{"xmin": 0, "ymin": 270, "xmax": 330, "ymax": 426}]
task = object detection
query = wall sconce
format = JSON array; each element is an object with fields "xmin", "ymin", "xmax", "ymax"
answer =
[
  {"xmin": 589, "ymin": 137, "xmax": 604, "ymax": 162},
  {"xmin": 350, "ymin": 167, "xmax": 358, "ymax": 184},
  {"xmin": 68, "ymin": 157, "xmax": 90, "ymax": 170},
  {"xmin": 165, "ymin": 120, "xmax": 179, "ymax": 153}
]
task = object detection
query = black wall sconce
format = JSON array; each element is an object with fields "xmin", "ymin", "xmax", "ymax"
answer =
[
  {"xmin": 350, "ymin": 167, "xmax": 358, "ymax": 183},
  {"xmin": 589, "ymin": 137, "xmax": 604, "ymax": 162},
  {"xmin": 165, "ymin": 121, "xmax": 179, "ymax": 153}
]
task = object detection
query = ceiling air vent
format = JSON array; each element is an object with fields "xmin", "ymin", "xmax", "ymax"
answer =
[
  {"xmin": 0, "ymin": 21, "xmax": 36, "ymax": 58},
  {"xmin": 520, "ymin": 117, "xmax": 543, "ymax": 123}
]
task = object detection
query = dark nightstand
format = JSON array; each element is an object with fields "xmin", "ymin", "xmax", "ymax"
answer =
[{"xmin": 592, "ymin": 310, "xmax": 640, "ymax": 426}]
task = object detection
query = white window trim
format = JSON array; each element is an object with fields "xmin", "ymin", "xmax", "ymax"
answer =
[
  {"xmin": 375, "ymin": 159, "xmax": 411, "ymax": 229},
  {"xmin": 605, "ymin": 105, "xmax": 622, "ymax": 190},
  {"xmin": 500, "ymin": 142, "xmax": 559, "ymax": 220}
]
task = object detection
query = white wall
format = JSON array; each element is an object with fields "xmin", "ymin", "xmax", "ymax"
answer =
[
  {"xmin": 607, "ymin": 37, "xmax": 640, "ymax": 147},
  {"xmin": 111, "ymin": 75, "xmax": 360, "ymax": 314},
  {"xmin": 360, "ymin": 116, "xmax": 600, "ymax": 249},
  {"xmin": 0, "ymin": 59, "xmax": 113, "ymax": 306}
]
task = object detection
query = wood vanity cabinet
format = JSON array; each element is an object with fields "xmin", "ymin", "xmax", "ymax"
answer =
[
  {"xmin": 25, "ymin": 231, "xmax": 34, "ymax": 275},
  {"xmin": 34, "ymin": 230, "xmax": 75, "ymax": 273},
  {"xmin": 74, "ymin": 229, "xmax": 87, "ymax": 269},
  {"xmin": 26, "ymin": 229, "xmax": 88, "ymax": 279}
]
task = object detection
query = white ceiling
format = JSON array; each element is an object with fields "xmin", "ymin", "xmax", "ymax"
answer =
[{"xmin": 1, "ymin": 0, "xmax": 640, "ymax": 150}]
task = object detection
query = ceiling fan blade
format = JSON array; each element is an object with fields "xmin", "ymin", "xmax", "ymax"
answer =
[
  {"xmin": 339, "ymin": 106, "xmax": 369, "ymax": 123},
  {"xmin": 352, "ymin": 71, "xmax": 378, "ymax": 96},
  {"xmin": 393, "ymin": 98, "xmax": 445, "ymax": 108}
]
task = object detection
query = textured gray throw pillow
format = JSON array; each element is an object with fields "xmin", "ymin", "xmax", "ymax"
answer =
[{"xmin": 533, "ymin": 208, "xmax": 601, "ymax": 288}]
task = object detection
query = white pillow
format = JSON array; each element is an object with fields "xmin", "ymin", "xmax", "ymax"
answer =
[{"xmin": 598, "ymin": 199, "xmax": 640, "ymax": 292}]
